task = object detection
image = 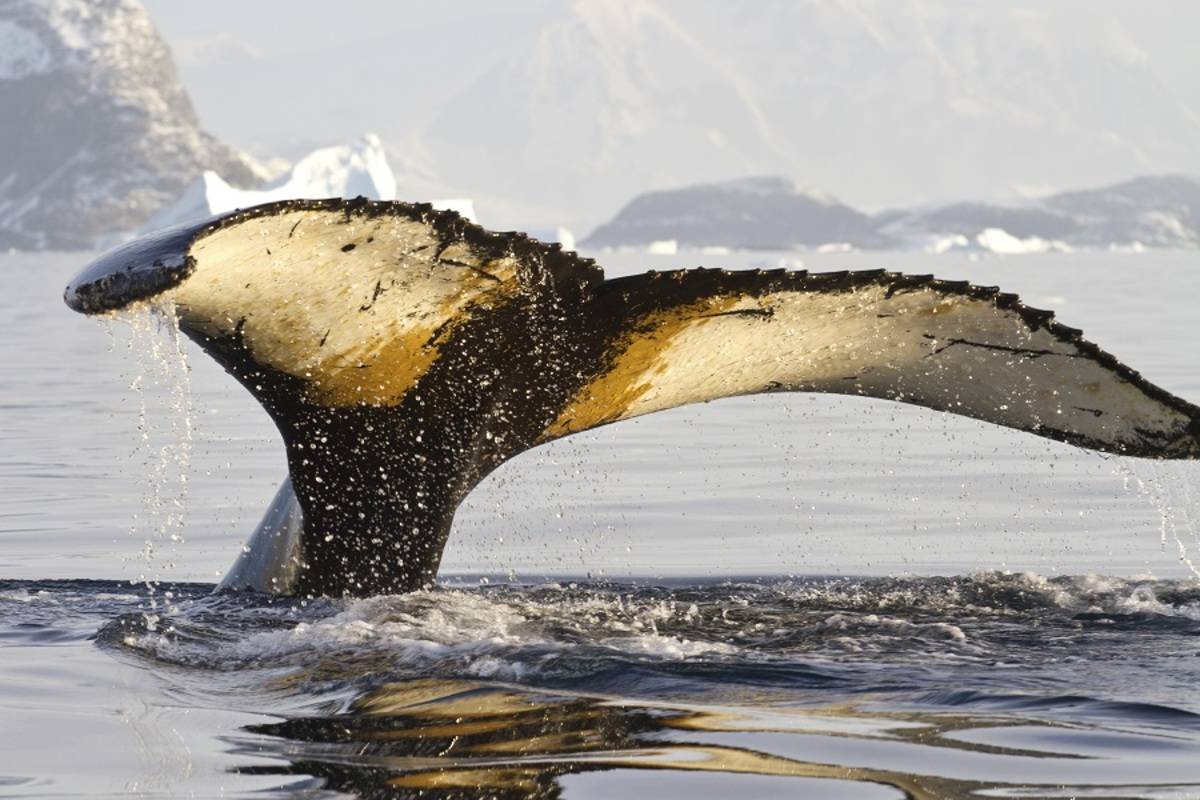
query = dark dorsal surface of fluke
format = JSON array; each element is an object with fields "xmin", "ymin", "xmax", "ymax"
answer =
[{"xmin": 64, "ymin": 199, "xmax": 1200, "ymax": 597}]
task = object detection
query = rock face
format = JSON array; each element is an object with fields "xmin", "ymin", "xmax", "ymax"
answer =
[
  {"xmin": 584, "ymin": 176, "xmax": 882, "ymax": 250},
  {"xmin": 0, "ymin": 0, "xmax": 260, "ymax": 249},
  {"xmin": 587, "ymin": 174, "xmax": 1200, "ymax": 252}
]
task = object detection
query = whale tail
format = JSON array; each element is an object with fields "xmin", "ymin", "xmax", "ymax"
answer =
[{"xmin": 65, "ymin": 199, "xmax": 1200, "ymax": 597}]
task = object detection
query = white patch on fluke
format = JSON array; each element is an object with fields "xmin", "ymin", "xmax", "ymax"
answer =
[
  {"xmin": 174, "ymin": 208, "xmax": 518, "ymax": 406},
  {"xmin": 576, "ymin": 282, "xmax": 1189, "ymax": 454}
]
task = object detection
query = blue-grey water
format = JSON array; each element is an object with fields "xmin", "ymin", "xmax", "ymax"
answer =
[{"xmin": 2, "ymin": 249, "xmax": 1200, "ymax": 798}]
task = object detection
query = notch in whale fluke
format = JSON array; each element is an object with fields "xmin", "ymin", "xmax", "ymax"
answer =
[{"xmin": 64, "ymin": 198, "xmax": 1200, "ymax": 597}]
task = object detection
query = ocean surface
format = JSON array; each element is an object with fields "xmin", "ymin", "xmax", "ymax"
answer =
[{"xmin": 2, "ymin": 248, "xmax": 1200, "ymax": 798}]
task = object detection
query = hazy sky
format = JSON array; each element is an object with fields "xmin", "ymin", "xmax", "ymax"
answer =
[
  {"xmin": 142, "ymin": 1, "xmax": 553, "ymax": 56},
  {"xmin": 137, "ymin": 1, "xmax": 1200, "ymax": 230},
  {"xmin": 142, "ymin": 0, "xmax": 1200, "ymax": 71}
]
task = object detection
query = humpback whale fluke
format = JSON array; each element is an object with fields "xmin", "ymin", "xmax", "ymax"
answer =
[{"xmin": 65, "ymin": 198, "xmax": 1200, "ymax": 597}]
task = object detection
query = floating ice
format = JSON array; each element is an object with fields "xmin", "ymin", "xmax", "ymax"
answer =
[{"xmin": 120, "ymin": 134, "xmax": 478, "ymax": 240}]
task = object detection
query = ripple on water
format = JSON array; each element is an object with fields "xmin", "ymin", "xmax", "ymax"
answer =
[{"xmin": 4, "ymin": 574, "xmax": 1200, "ymax": 798}]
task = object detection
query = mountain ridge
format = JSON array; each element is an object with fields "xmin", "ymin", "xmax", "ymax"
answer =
[
  {"xmin": 585, "ymin": 173, "xmax": 1200, "ymax": 251},
  {"xmin": 168, "ymin": 0, "xmax": 1200, "ymax": 232}
]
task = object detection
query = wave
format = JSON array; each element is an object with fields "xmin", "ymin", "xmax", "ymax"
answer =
[
  {"xmin": 22, "ymin": 571, "xmax": 1177, "ymax": 703},
  {"xmin": 7, "ymin": 573, "xmax": 1200, "ymax": 797}
]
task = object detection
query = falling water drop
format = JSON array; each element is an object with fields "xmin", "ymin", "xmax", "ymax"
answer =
[
  {"xmin": 107, "ymin": 299, "xmax": 196, "ymax": 608},
  {"xmin": 1116, "ymin": 458, "xmax": 1200, "ymax": 578}
]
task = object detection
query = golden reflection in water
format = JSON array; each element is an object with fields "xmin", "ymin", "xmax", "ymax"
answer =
[{"xmin": 234, "ymin": 678, "xmax": 1192, "ymax": 799}]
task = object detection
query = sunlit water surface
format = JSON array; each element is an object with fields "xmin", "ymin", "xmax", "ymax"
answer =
[{"xmin": 2, "ymin": 249, "xmax": 1200, "ymax": 798}]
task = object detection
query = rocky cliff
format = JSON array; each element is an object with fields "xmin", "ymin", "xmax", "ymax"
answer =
[{"xmin": 0, "ymin": 0, "xmax": 261, "ymax": 249}]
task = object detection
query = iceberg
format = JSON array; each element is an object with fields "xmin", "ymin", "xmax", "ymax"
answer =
[
  {"xmin": 427, "ymin": 198, "xmax": 479, "ymax": 226},
  {"xmin": 923, "ymin": 234, "xmax": 970, "ymax": 254},
  {"xmin": 974, "ymin": 228, "xmax": 1071, "ymax": 255},
  {"xmin": 128, "ymin": 134, "xmax": 475, "ymax": 240}
]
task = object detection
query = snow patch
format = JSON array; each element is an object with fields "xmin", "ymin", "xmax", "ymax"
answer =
[
  {"xmin": 36, "ymin": 0, "xmax": 152, "ymax": 63},
  {"xmin": 0, "ymin": 20, "xmax": 53, "ymax": 79},
  {"xmin": 1139, "ymin": 211, "xmax": 1195, "ymax": 243}
]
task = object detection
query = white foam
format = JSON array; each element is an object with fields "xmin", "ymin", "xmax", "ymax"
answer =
[
  {"xmin": 816, "ymin": 613, "xmax": 967, "ymax": 642},
  {"xmin": 1112, "ymin": 584, "xmax": 1200, "ymax": 621}
]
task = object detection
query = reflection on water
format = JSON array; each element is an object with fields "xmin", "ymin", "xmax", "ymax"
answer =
[
  {"xmin": 232, "ymin": 677, "xmax": 1158, "ymax": 799},
  {"xmin": 5, "ymin": 575, "xmax": 1200, "ymax": 798}
]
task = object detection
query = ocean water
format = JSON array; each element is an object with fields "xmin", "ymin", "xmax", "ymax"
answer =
[{"xmin": 2, "ymin": 248, "xmax": 1200, "ymax": 798}]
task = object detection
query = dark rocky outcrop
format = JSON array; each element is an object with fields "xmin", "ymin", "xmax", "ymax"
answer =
[
  {"xmin": 585, "ymin": 176, "xmax": 886, "ymax": 250},
  {"xmin": 587, "ymin": 174, "xmax": 1200, "ymax": 251},
  {"xmin": 0, "ymin": 0, "xmax": 261, "ymax": 250}
]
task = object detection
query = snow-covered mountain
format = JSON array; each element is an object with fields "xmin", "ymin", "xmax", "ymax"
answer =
[
  {"xmin": 170, "ymin": 1, "xmax": 1200, "ymax": 233},
  {"xmin": 123, "ymin": 134, "xmax": 476, "ymax": 242},
  {"xmin": 6, "ymin": 0, "xmax": 1198, "ymax": 248},
  {"xmin": 587, "ymin": 174, "xmax": 1200, "ymax": 252},
  {"xmin": 422, "ymin": 0, "xmax": 787, "ymax": 231},
  {"xmin": 886, "ymin": 175, "xmax": 1200, "ymax": 252},
  {"xmin": 0, "ymin": 0, "xmax": 261, "ymax": 249},
  {"xmin": 1044, "ymin": 175, "xmax": 1200, "ymax": 249},
  {"xmin": 665, "ymin": 1, "xmax": 1200, "ymax": 212}
]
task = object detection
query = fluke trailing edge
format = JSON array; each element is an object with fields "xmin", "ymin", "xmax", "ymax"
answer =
[{"xmin": 65, "ymin": 199, "xmax": 1200, "ymax": 597}]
